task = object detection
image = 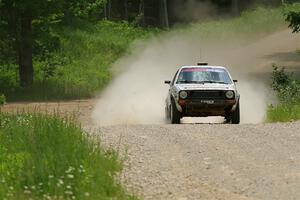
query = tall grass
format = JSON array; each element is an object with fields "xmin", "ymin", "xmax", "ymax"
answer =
[
  {"xmin": 267, "ymin": 104, "xmax": 300, "ymax": 122},
  {"xmin": 0, "ymin": 112, "xmax": 137, "ymax": 200}
]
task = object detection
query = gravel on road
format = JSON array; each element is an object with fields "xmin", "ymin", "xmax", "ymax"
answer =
[{"xmin": 89, "ymin": 122, "xmax": 300, "ymax": 200}]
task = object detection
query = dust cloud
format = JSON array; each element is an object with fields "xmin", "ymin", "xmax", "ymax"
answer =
[
  {"xmin": 171, "ymin": 0, "xmax": 217, "ymax": 22},
  {"xmin": 92, "ymin": 29, "xmax": 300, "ymax": 126}
]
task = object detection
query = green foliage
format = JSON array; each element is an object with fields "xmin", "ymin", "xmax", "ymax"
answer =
[
  {"xmin": 267, "ymin": 104, "xmax": 300, "ymax": 122},
  {"xmin": 1, "ymin": 20, "xmax": 152, "ymax": 101},
  {"xmin": 271, "ymin": 65, "xmax": 300, "ymax": 104},
  {"xmin": 0, "ymin": 0, "xmax": 107, "ymax": 87},
  {"xmin": 285, "ymin": 3, "xmax": 300, "ymax": 32},
  {"xmin": 0, "ymin": 113, "xmax": 137, "ymax": 200},
  {"xmin": 0, "ymin": 94, "xmax": 5, "ymax": 105},
  {"xmin": 267, "ymin": 65, "xmax": 300, "ymax": 122}
]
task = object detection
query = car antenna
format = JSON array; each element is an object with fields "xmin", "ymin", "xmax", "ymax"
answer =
[{"xmin": 197, "ymin": 48, "xmax": 208, "ymax": 66}]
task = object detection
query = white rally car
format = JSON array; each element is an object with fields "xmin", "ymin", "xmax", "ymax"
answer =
[{"xmin": 165, "ymin": 63, "xmax": 240, "ymax": 124}]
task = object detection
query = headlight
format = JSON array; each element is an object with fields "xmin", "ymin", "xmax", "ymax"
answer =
[
  {"xmin": 179, "ymin": 91, "xmax": 188, "ymax": 99},
  {"xmin": 225, "ymin": 91, "xmax": 234, "ymax": 99}
]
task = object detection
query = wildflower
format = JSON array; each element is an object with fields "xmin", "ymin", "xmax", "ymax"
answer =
[
  {"xmin": 65, "ymin": 166, "xmax": 75, "ymax": 174},
  {"xmin": 65, "ymin": 190, "xmax": 73, "ymax": 195},
  {"xmin": 57, "ymin": 179, "xmax": 64, "ymax": 185},
  {"xmin": 67, "ymin": 174, "xmax": 74, "ymax": 179},
  {"xmin": 24, "ymin": 190, "xmax": 31, "ymax": 194},
  {"xmin": 48, "ymin": 175, "xmax": 54, "ymax": 179}
]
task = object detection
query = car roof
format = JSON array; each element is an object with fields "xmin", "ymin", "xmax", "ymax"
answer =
[{"xmin": 180, "ymin": 65, "xmax": 227, "ymax": 69}]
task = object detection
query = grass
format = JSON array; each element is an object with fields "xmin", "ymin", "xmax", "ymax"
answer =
[
  {"xmin": 0, "ymin": 6, "xmax": 289, "ymax": 102},
  {"xmin": 267, "ymin": 104, "xmax": 300, "ymax": 122},
  {"xmin": 1, "ymin": 21, "xmax": 154, "ymax": 101},
  {"xmin": 0, "ymin": 112, "xmax": 137, "ymax": 200}
]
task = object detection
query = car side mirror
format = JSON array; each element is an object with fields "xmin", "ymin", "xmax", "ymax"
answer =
[
  {"xmin": 164, "ymin": 80, "xmax": 171, "ymax": 84},
  {"xmin": 233, "ymin": 80, "xmax": 238, "ymax": 83}
]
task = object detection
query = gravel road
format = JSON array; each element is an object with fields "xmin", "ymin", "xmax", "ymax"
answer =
[{"xmin": 90, "ymin": 122, "xmax": 300, "ymax": 200}]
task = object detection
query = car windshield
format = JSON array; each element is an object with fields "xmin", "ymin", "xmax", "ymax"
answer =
[{"xmin": 176, "ymin": 68, "xmax": 232, "ymax": 84}]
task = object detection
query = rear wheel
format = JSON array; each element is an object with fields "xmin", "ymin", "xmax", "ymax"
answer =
[
  {"xmin": 231, "ymin": 102, "xmax": 240, "ymax": 124},
  {"xmin": 170, "ymin": 100, "xmax": 181, "ymax": 124}
]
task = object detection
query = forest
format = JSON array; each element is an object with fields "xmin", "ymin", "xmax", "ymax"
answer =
[{"xmin": 0, "ymin": 0, "xmax": 299, "ymax": 100}]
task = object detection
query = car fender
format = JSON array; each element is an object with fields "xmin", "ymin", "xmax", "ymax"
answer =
[{"xmin": 170, "ymin": 87, "xmax": 183, "ymax": 113}]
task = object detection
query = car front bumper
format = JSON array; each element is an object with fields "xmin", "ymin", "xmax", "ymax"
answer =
[{"xmin": 178, "ymin": 99, "xmax": 237, "ymax": 117}]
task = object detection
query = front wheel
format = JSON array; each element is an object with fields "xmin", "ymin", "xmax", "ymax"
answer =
[
  {"xmin": 170, "ymin": 100, "xmax": 181, "ymax": 124},
  {"xmin": 231, "ymin": 102, "xmax": 240, "ymax": 124}
]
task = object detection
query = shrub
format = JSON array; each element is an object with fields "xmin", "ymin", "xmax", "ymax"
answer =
[
  {"xmin": 271, "ymin": 65, "xmax": 300, "ymax": 105},
  {"xmin": 267, "ymin": 65, "xmax": 300, "ymax": 122},
  {"xmin": 0, "ymin": 94, "xmax": 5, "ymax": 105}
]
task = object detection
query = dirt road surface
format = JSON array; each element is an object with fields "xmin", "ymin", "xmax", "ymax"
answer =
[
  {"xmin": 94, "ymin": 123, "xmax": 300, "ymax": 200},
  {"xmin": 2, "ymin": 99, "xmax": 300, "ymax": 199}
]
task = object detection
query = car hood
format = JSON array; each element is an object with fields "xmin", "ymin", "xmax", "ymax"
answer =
[{"xmin": 176, "ymin": 83, "xmax": 236, "ymax": 91}]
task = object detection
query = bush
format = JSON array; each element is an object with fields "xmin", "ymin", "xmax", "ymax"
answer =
[
  {"xmin": 267, "ymin": 65, "xmax": 300, "ymax": 122},
  {"xmin": 0, "ymin": 113, "xmax": 137, "ymax": 200},
  {"xmin": 271, "ymin": 65, "xmax": 300, "ymax": 105},
  {"xmin": 0, "ymin": 94, "xmax": 5, "ymax": 105},
  {"xmin": 284, "ymin": 3, "xmax": 300, "ymax": 33}
]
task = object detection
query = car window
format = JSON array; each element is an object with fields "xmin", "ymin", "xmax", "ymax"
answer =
[{"xmin": 176, "ymin": 68, "xmax": 232, "ymax": 84}]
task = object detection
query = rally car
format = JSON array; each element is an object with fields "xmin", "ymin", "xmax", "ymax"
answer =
[{"xmin": 164, "ymin": 63, "xmax": 240, "ymax": 124}]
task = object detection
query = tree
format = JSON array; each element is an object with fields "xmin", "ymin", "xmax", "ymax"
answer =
[
  {"xmin": 161, "ymin": 0, "xmax": 169, "ymax": 28},
  {"xmin": 0, "ymin": 0, "xmax": 105, "ymax": 87},
  {"xmin": 285, "ymin": 3, "xmax": 300, "ymax": 33},
  {"xmin": 231, "ymin": 0, "xmax": 239, "ymax": 16}
]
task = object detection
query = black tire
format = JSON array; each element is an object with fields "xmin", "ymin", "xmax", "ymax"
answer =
[
  {"xmin": 170, "ymin": 100, "xmax": 181, "ymax": 124},
  {"xmin": 165, "ymin": 105, "xmax": 170, "ymax": 122},
  {"xmin": 224, "ymin": 115, "xmax": 231, "ymax": 124},
  {"xmin": 231, "ymin": 102, "xmax": 240, "ymax": 124}
]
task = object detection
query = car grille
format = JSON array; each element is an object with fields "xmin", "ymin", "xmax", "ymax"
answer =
[{"xmin": 187, "ymin": 90, "xmax": 226, "ymax": 100}]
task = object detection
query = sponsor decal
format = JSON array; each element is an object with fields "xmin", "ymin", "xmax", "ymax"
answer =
[{"xmin": 181, "ymin": 68, "xmax": 225, "ymax": 73}]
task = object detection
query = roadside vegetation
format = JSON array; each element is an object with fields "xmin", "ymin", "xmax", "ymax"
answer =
[
  {"xmin": 0, "ymin": 6, "xmax": 289, "ymax": 102},
  {"xmin": 267, "ymin": 66, "xmax": 300, "ymax": 122},
  {"xmin": 0, "ymin": 112, "xmax": 137, "ymax": 200},
  {"xmin": 266, "ymin": 3, "xmax": 300, "ymax": 122},
  {"xmin": 1, "ymin": 21, "xmax": 153, "ymax": 101},
  {"xmin": 0, "ymin": 94, "xmax": 5, "ymax": 105}
]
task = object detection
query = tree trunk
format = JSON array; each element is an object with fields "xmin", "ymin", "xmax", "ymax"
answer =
[
  {"xmin": 231, "ymin": 0, "xmax": 239, "ymax": 16},
  {"xmin": 103, "ymin": 2, "xmax": 107, "ymax": 19},
  {"xmin": 123, "ymin": 0, "xmax": 128, "ymax": 21},
  {"xmin": 161, "ymin": 0, "xmax": 169, "ymax": 28},
  {"xmin": 107, "ymin": 0, "xmax": 112, "ymax": 20},
  {"xmin": 139, "ymin": 0, "xmax": 145, "ymax": 26},
  {"xmin": 18, "ymin": 14, "xmax": 33, "ymax": 87}
]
